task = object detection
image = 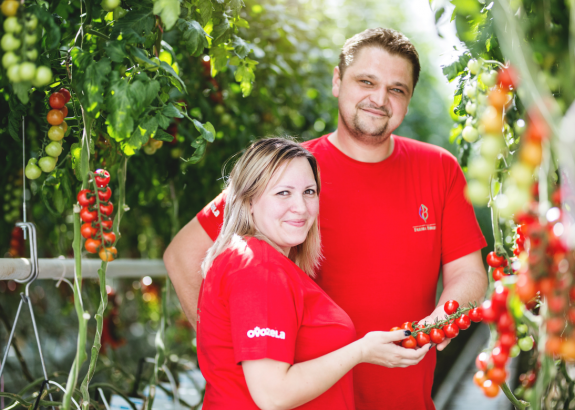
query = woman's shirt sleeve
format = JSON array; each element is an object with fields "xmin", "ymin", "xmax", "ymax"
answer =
[{"xmin": 225, "ymin": 261, "xmax": 303, "ymax": 365}]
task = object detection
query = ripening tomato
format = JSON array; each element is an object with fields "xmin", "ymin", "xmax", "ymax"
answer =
[
  {"xmin": 491, "ymin": 347, "xmax": 509, "ymax": 368},
  {"xmin": 444, "ymin": 300, "xmax": 459, "ymax": 315},
  {"xmin": 416, "ymin": 332, "xmax": 430, "ymax": 347},
  {"xmin": 59, "ymin": 106, "xmax": 68, "ymax": 118},
  {"xmin": 98, "ymin": 186, "xmax": 112, "ymax": 202},
  {"xmin": 538, "ymin": 277, "xmax": 555, "ymax": 297},
  {"xmin": 77, "ymin": 189, "xmax": 95, "ymax": 207},
  {"xmin": 473, "ymin": 370, "xmax": 487, "ymax": 387},
  {"xmin": 59, "ymin": 88, "xmax": 71, "ymax": 103},
  {"xmin": 390, "ymin": 326, "xmax": 402, "ymax": 345},
  {"xmin": 488, "ymin": 87, "xmax": 510, "ymax": 110},
  {"xmin": 516, "ymin": 272, "xmax": 537, "ymax": 303},
  {"xmin": 492, "ymin": 267, "xmax": 505, "ymax": 281},
  {"xmin": 94, "ymin": 169, "xmax": 110, "ymax": 187},
  {"xmin": 487, "ymin": 367, "xmax": 507, "ymax": 384},
  {"xmin": 430, "ymin": 328, "xmax": 446, "ymax": 344},
  {"xmin": 81, "ymin": 223, "xmax": 97, "ymax": 239},
  {"xmin": 516, "ymin": 224, "xmax": 526, "ymax": 236},
  {"xmin": 568, "ymin": 308, "xmax": 575, "ymax": 325},
  {"xmin": 99, "ymin": 219, "xmax": 114, "ymax": 231},
  {"xmin": 47, "ymin": 109, "xmax": 64, "ymax": 125},
  {"xmin": 455, "ymin": 314, "xmax": 471, "ymax": 330},
  {"xmin": 49, "ymin": 92, "xmax": 66, "ymax": 109},
  {"xmin": 491, "ymin": 285, "xmax": 510, "ymax": 311},
  {"xmin": 99, "ymin": 246, "xmax": 117, "ymax": 262},
  {"xmin": 480, "ymin": 300, "xmax": 498, "ymax": 323},
  {"xmin": 546, "ymin": 336, "xmax": 563, "ymax": 356},
  {"xmin": 476, "ymin": 352, "xmax": 489, "ymax": 371},
  {"xmin": 80, "ymin": 207, "xmax": 98, "ymax": 223},
  {"xmin": 85, "ymin": 238, "xmax": 101, "ymax": 254},
  {"xmin": 561, "ymin": 339, "xmax": 575, "ymax": 360},
  {"xmin": 401, "ymin": 336, "xmax": 417, "ymax": 349},
  {"xmin": 443, "ymin": 323, "xmax": 459, "ymax": 339},
  {"xmin": 498, "ymin": 65, "xmax": 519, "ymax": 90},
  {"xmin": 516, "ymin": 235, "xmax": 525, "ymax": 247},
  {"xmin": 469, "ymin": 307, "xmax": 483, "ymax": 322},
  {"xmin": 482, "ymin": 380, "xmax": 500, "ymax": 398},
  {"xmin": 102, "ymin": 231, "xmax": 116, "ymax": 246},
  {"xmin": 486, "ymin": 251, "xmax": 505, "ymax": 267}
]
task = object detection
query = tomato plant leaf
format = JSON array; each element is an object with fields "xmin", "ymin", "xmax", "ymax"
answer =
[
  {"xmin": 229, "ymin": 0, "xmax": 244, "ymax": 17},
  {"xmin": 8, "ymin": 93, "xmax": 26, "ymax": 142},
  {"xmin": 232, "ymin": 35, "xmax": 250, "ymax": 59},
  {"xmin": 442, "ymin": 53, "xmax": 470, "ymax": 82},
  {"xmin": 153, "ymin": 0, "xmax": 181, "ymax": 31},
  {"xmin": 70, "ymin": 143, "xmax": 83, "ymax": 181},
  {"xmin": 177, "ymin": 19, "xmax": 210, "ymax": 56},
  {"xmin": 27, "ymin": 5, "xmax": 61, "ymax": 50},
  {"xmin": 12, "ymin": 83, "xmax": 30, "ymax": 104},
  {"xmin": 106, "ymin": 72, "xmax": 135, "ymax": 143},
  {"xmin": 122, "ymin": 116, "xmax": 159, "ymax": 156},
  {"xmin": 155, "ymin": 113, "xmax": 171, "ymax": 129},
  {"xmin": 210, "ymin": 44, "xmax": 229, "ymax": 76},
  {"xmin": 191, "ymin": 119, "xmax": 215, "ymax": 142},
  {"xmin": 198, "ymin": 0, "xmax": 213, "ymax": 25},
  {"xmin": 104, "ymin": 40, "xmax": 128, "ymax": 63},
  {"xmin": 235, "ymin": 59, "xmax": 257, "ymax": 96},
  {"xmin": 153, "ymin": 129, "xmax": 175, "ymax": 142},
  {"xmin": 162, "ymin": 103, "xmax": 184, "ymax": 119},
  {"xmin": 111, "ymin": 9, "xmax": 155, "ymax": 43},
  {"xmin": 130, "ymin": 76, "xmax": 161, "ymax": 117},
  {"xmin": 159, "ymin": 61, "xmax": 186, "ymax": 92},
  {"xmin": 83, "ymin": 58, "xmax": 112, "ymax": 113},
  {"xmin": 212, "ymin": 13, "xmax": 231, "ymax": 41},
  {"xmin": 182, "ymin": 137, "xmax": 207, "ymax": 163}
]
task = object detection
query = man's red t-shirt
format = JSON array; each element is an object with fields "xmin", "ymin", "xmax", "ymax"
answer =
[
  {"xmin": 197, "ymin": 236, "xmax": 356, "ymax": 409},
  {"xmin": 197, "ymin": 134, "xmax": 487, "ymax": 410}
]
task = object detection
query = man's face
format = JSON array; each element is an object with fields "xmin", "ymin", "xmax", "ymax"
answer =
[{"xmin": 332, "ymin": 46, "xmax": 413, "ymax": 145}]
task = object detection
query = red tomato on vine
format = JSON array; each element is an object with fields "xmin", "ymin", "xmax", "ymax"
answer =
[
  {"xmin": 486, "ymin": 251, "xmax": 505, "ymax": 267},
  {"xmin": 430, "ymin": 328, "xmax": 445, "ymax": 344},
  {"xmin": 98, "ymin": 187, "xmax": 112, "ymax": 202},
  {"xmin": 99, "ymin": 202, "xmax": 114, "ymax": 216},
  {"xmin": 401, "ymin": 322, "xmax": 414, "ymax": 332},
  {"xmin": 442, "ymin": 323, "xmax": 459, "ymax": 339},
  {"xmin": 401, "ymin": 336, "xmax": 417, "ymax": 349},
  {"xmin": 80, "ymin": 207, "xmax": 98, "ymax": 223},
  {"xmin": 416, "ymin": 332, "xmax": 430, "ymax": 347},
  {"xmin": 95, "ymin": 169, "xmax": 110, "ymax": 187},
  {"xmin": 85, "ymin": 238, "xmax": 101, "ymax": 254},
  {"xmin": 81, "ymin": 223, "xmax": 97, "ymax": 239},
  {"xmin": 59, "ymin": 88, "xmax": 71, "ymax": 103},
  {"xmin": 77, "ymin": 189, "xmax": 95, "ymax": 207},
  {"xmin": 468, "ymin": 307, "xmax": 483, "ymax": 322},
  {"xmin": 49, "ymin": 92, "xmax": 66, "ymax": 109},
  {"xmin": 444, "ymin": 300, "xmax": 459, "ymax": 315},
  {"xmin": 454, "ymin": 314, "xmax": 471, "ymax": 330}
]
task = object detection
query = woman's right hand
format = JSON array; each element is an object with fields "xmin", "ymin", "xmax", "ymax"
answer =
[{"xmin": 358, "ymin": 330, "xmax": 431, "ymax": 368}]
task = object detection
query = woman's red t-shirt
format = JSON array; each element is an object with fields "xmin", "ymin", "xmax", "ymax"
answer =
[{"xmin": 197, "ymin": 236, "xmax": 357, "ymax": 409}]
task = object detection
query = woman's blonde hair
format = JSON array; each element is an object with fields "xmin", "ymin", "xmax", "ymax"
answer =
[{"xmin": 201, "ymin": 138, "xmax": 322, "ymax": 277}]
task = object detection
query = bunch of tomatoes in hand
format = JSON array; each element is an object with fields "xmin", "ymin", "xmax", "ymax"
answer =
[
  {"xmin": 78, "ymin": 169, "xmax": 118, "ymax": 262},
  {"xmin": 392, "ymin": 299, "xmax": 482, "ymax": 349},
  {"xmin": 25, "ymin": 89, "xmax": 71, "ymax": 179}
]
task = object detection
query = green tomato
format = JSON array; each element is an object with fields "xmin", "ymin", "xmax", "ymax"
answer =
[
  {"xmin": 465, "ymin": 101, "xmax": 476, "ymax": 116},
  {"xmin": 510, "ymin": 163, "xmax": 533, "ymax": 187},
  {"xmin": 143, "ymin": 144, "xmax": 157, "ymax": 155},
  {"xmin": 214, "ymin": 104, "xmax": 225, "ymax": 115},
  {"xmin": 467, "ymin": 59, "xmax": 479, "ymax": 75},
  {"xmin": 45, "ymin": 141, "xmax": 63, "ymax": 157},
  {"xmin": 1, "ymin": 33, "xmax": 21, "ymax": 51},
  {"xmin": 480, "ymin": 70, "xmax": 498, "ymax": 88},
  {"xmin": 48, "ymin": 125, "xmax": 65, "ymax": 141},
  {"xmin": 25, "ymin": 15, "xmax": 38, "ymax": 31},
  {"xmin": 465, "ymin": 180, "xmax": 489, "ymax": 206},
  {"xmin": 26, "ymin": 49, "xmax": 38, "ymax": 61},
  {"xmin": 101, "ymin": 0, "xmax": 121, "ymax": 11},
  {"xmin": 159, "ymin": 50, "xmax": 172, "ymax": 65},
  {"xmin": 464, "ymin": 83, "xmax": 477, "ymax": 99},
  {"xmin": 113, "ymin": 6, "xmax": 128, "ymax": 19},
  {"xmin": 133, "ymin": 49, "xmax": 149, "ymax": 66},
  {"xmin": 517, "ymin": 324, "xmax": 528, "ymax": 335},
  {"xmin": 7, "ymin": 64, "xmax": 21, "ymax": 82},
  {"xmin": 146, "ymin": 56, "xmax": 161, "ymax": 72},
  {"xmin": 480, "ymin": 135, "xmax": 503, "ymax": 159},
  {"xmin": 462, "ymin": 125, "xmax": 479, "ymax": 143},
  {"xmin": 25, "ymin": 160, "xmax": 42, "ymax": 180},
  {"xmin": 509, "ymin": 344, "xmax": 521, "ymax": 358},
  {"xmin": 468, "ymin": 157, "xmax": 494, "ymax": 182},
  {"xmin": 3, "ymin": 17, "xmax": 22, "ymax": 33},
  {"xmin": 518, "ymin": 336, "xmax": 534, "ymax": 351},
  {"xmin": 32, "ymin": 65, "xmax": 52, "ymax": 87},
  {"xmin": 19, "ymin": 62, "xmax": 36, "ymax": 81},
  {"xmin": 2, "ymin": 51, "xmax": 19, "ymax": 68},
  {"xmin": 38, "ymin": 156, "xmax": 57, "ymax": 173},
  {"xmin": 24, "ymin": 33, "xmax": 37, "ymax": 46}
]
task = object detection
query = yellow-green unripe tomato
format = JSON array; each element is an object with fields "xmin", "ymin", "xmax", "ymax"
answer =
[
  {"xmin": 518, "ymin": 336, "xmax": 534, "ymax": 351},
  {"xmin": 32, "ymin": 66, "xmax": 52, "ymax": 87},
  {"xmin": 465, "ymin": 180, "xmax": 490, "ymax": 206},
  {"xmin": 480, "ymin": 135, "xmax": 503, "ymax": 159},
  {"xmin": 24, "ymin": 33, "xmax": 37, "ymax": 46},
  {"xmin": 48, "ymin": 125, "xmax": 65, "ymax": 141},
  {"xmin": 26, "ymin": 49, "xmax": 38, "ymax": 61},
  {"xmin": 510, "ymin": 163, "xmax": 533, "ymax": 187},
  {"xmin": 113, "ymin": 6, "xmax": 128, "ymax": 19},
  {"xmin": 38, "ymin": 156, "xmax": 57, "ymax": 173},
  {"xmin": 2, "ymin": 51, "xmax": 19, "ymax": 68},
  {"xmin": 133, "ymin": 49, "xmax": 149, "ymax": 66},
  {"xmin": 143, "ymin": 144, "xmax": 157, "ymax": 155},
  {"xmin": 480, "ymin": 70, "xmax": 498, "ymax": 88},
  {"xmin": 465, "ymin": 101, "xmax": 476, "ymax": 116},
  {"xmin": 517, "ymin": 324, "xmax": 528, "ymax": 335},
  {"xmin": 467, "ymin": 59, "xmax": 479, "ymax": 75},
  {"xmin": 214, "ymin": 104, "xmax": 225, "ymax": 115},
  {"xmin": 25, "ymin": 158, "xmax": 42, "ymax": 180},
  {"xmin": 159, "ymin": 50, "xmax": 172, "ymax": 65},
  {"xmin": 45, "ymin": 141, "xmax": 63, "ymax": 157},
  {"xmin": 146, "ymin": 57, "xmax": 161, "ymax": 72},
  {"xmin": 464, "ymin": 83, "xmax": 477, "ymax": 99},
  {"xmin": 101, "ymin": 0, "xmax": 121, "ymax": 12},
  {"xmin": 7, "ymin": 64, "xmax": 21, "ymax": 82},
  {"xmin": 1, "ymin": 33, "xmax": 21, "ymax": 51},
  {"xmin": 19, "ymin": 62, "xmax": 36, "ymax": 81},
  {"xmin": 509, "ymin": 344, "xmax": 521, "ymax": 358},
  {"xmin": 25, "ymin": 15, "xmax": 38, "ymax": 31},
  {"xmin": 468, "ymin": 157, "xmax": 494, "ymax": 182},
  {"xmin": 3, "ymin": 17, "xmax": 22, "ymax": 33},
  {"xmin": 462, "ymin": 125, "xmax": 479, "ymax": 143}
]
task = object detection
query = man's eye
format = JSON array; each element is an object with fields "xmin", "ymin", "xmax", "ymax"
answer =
[
  {"xmin": 393, "ymin": 88, "xmax": 404, "ymax": 94},
  {"xmin": 361, "ymin": 80, "xmax": 373, "ymax": 85}
]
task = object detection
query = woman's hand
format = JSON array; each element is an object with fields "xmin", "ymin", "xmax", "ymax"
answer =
[{"xmin": 359, "ymin": 330, "xmax": 431, "ymax": 368}]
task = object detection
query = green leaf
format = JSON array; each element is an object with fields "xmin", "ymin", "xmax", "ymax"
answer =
[
  {"xmin": 130, "ymin": 78, "xmax": 161, "ymax": 117},
  {"xmin": 160, "ymin": 61, "xmax": 186, "ymax": 92},
  {"xmin": 153, "ymin": 0, "xmax": 181, "ymax": 31},
  {"xmin": 182, "ymin": 137, "xmax": 206, "ymax": 163},
  {"xmin": 212, "ymin": 14, "xmax": 230, "ymax": 40},
  {"xmin": 234, "ymin": 17, "xmax": 249, "ymax": 28},
  {"xmin": 235, "ymin": 59, "xmax": 257, "ymax": 97},
  {"xmin": 26, "ymin": 5, "xmax": 61, "ymax": 50},
  {"xmin": 70, "ymin": 143, "xmax": 82, "ymax": 181},
  {"xmin": 232, "ymin": 35, "xmax": 250, "ymax": 59},
  {"xmin": 198, "ymin": 0, "xmax": 213, "ymax": 25},
  {"xmin": 177, "ymin": 19, "xmax": 210, "ymax": 55},
  {"xmin": 191, "ymin": 119, "xmax": 215, "ymax": 142},
  {"xmin": 8, "ymin": 93, "xmax": 26, "ymax": 142},
  {"xmin": 449, "ymin": 124, "xmax": 463, "ymax": 143},
  {"xmin": 210, "ymin": 45, "xmax": 229, "ymax": 76},
  {"xmin": 451, "ymin": 0, "xmax": 481, "ymax": 16},
  {"xmin": 111, "ymin": 9, "xmax": 155, "ymax": 42},
  {"xmin": 154, "ymin": 129, "xmax": 175, "ymax": 142},
  {"xmin": 162, "ymin": 103, "xmax": 184, "ymax": 118},
  {"xmin": 434, "ymin": 7, "xmax": 445, "ymax": 23},
  {"xmin": 155, "ymin": 113, "xmax": 171, "ymax": 129},
  {"xmin": 122, "ymin": 116, "xmax": 159, "ymax": 156},
  {"xmin": 105, "ymin": 72, "xmax": 134, "ymax": 142},
  {"xmin": 104, "ymin": 41, "xmax": 127, "ymax": 63},
  {"xmin": 12, "ymin": 82, "xmax": 30, "ymax": 104},
  {"xmin": 229, "ymin": 0, "xmax": 244, "ymax": 17},
  {"xmin": 442, "ymin": 53, "xmax": 470, "ymax": 82},
  {"xmin": 83, "ymin": 58, "xmax": 112, "ymax": 113}
]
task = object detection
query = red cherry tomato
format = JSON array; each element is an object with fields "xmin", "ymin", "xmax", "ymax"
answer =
[
  {"xmin": 401, "ymin": 336, "xmax": 417, "ymax": 349},
  {"xmin": 59, "ymin": 88, "xmax": 71, "ymax": 103},
  {"xmin": 480, "ymin": 300, "xmax": 498, "ymax": 323},
  {"xmin": 98, "ymin": 186, "xmax": 112, "ymax": 202},
  {"xmin": 401, "ymin": 322, "xmax": 414, "ymax": 332},
  {"xmin": 486, "ymin": 251, "xmax": 505, "ymax": 267},
  {"xmin": 455, "ymin": 314, "xmax": 471, "ymax": 330},
  {"xmin": 491, "ymin": 284, "xmax": 510, "ymax": 311},
  {"xmin": 49, "ymin": 92, "xmax": 66, "ymax": 109},
  {"xmin": 444, "ymin": 300, "xmax": 459, "ymax": 315},
  {"xmin": 94, "ymin": 169, "xmax": 110, "ymax": 187},
  {"xmin": 85, "ymin": 238, "xmax": 101, "ymax": 254},
  {"xmin": 80, "ymin": 207, "xmax": 98, "ymax": 223},
  {"xmin": 416, "ymin": 332, "xmax": 431, "ymax": 347},
  {"xmin": 482, "ymin": 380, "xmax": 500, "ymax": 398},
  {"xmin": 47, "ymin": 109, "xmax": 64, "ymax": 125},
  {"xmin": 474, "ymin": 370, "xmax": 487, "ymax": 387},
  {"xmin": 547, "ymin": 316, "xmax": 566, "ymax": 333},
  {"xmin": 487, "ymin": 367, "xmax": 507, "ymax": 384},
  {"xmin": 99, "ymin": 201, "xmax": 114, "ymax": 216},
  {"xmin": 497, "ymin": 65, "xmax": 519, "ymax": 90},
  {"xmin": 516, "ymin": 224, "xmax": 526, "ymax": 236},
  {"xmin": 549, "ymin": 295, "xmax": 566, "ymax": 314},
  {"xmin": 516, "ymin": 272, "xmax": 537, "ymax": 303},
  {"xmin": 499, "ymin": 332, "xmax": 516, "ymax": 350},
  {"xmin": 476, "ymin": 352, "xmax": 489, "ymax": 371},
  {"xmin": 77, "ymin": 189, "xmax": 95, "ymax": 207},
  {"xmin": 430, "ymin": 328, "xmax": 445, "ymax": 344},
  {"xmin": 81, "ymin": 223, "xmax": 97, "ymax": 239},
  {"xmin": 497, "ymin": 312, "xmax": 515, "ymax": 333},
  {"xmin": 102, "ymin": 231, "xmax": 116, "ymax": 246},
  {"xmin": 59, "ymin": 106, "xmax": 68, "ymax": 118},
  {"xmin": 492, "ymin": 267, "xmax": 505, "ymax": 281},
  {"xmin": 491, "ymin": 347, "xmax": 509, "ymax": 368},
  {"xmin": 442, "ymin": 323, "xmax": 460, "ymax": 339},
  {"xmin": 390, "ymin": 326, "xmax": 402, "ymax": 345},
  {"xmin": 469, "ymin": 307, "xmax": 483, "ymax": 322}
]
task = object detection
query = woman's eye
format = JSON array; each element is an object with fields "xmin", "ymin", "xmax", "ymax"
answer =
[
  {"xmin": 276, "ymin": 191, "xmax": 289, "ymax": 196},
  {"xmin": 304, "ymin": 189, "xmax": 316, "ymax": 195}
]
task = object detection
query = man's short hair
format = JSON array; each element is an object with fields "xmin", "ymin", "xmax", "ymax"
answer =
[{"xmin": 338, "ymin": 28, "xmax": 421, "ymax": 91}]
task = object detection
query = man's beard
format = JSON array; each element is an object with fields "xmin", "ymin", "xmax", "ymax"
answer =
[{"xmin": 340, "ymin": 103, "xmax": 392, "ymax": 146}]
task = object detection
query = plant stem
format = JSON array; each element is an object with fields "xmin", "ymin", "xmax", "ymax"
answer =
[{"xmin": 500, "ymin": 382, "xmax": 529, "ymax": 409}]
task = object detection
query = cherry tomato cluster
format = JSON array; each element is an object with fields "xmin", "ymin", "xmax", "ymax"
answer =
[
  {"xmin": 78, "ymin": 169, "xmax": 118, "ymax": 262},
  {"xmin": 1, "ymin": 3, "xmax": 52, "ymax": 87},
  {"xmin": 392, "ymin": 300, "xmax": 482, "ymax": 350},
  {"xmin": 513, "ymin": 369, "xmax": 537, "ymax": 402},
  {"xmin": 25, "ymin": 89, "xmax": 71, "ymax": 180},
  {"xmin": 6, "ymin": 225, "xmax": 24, "ymax": 257},
  {"xmin": 3, "ymin": 169, "xmax": 23, "ymax": 223}
]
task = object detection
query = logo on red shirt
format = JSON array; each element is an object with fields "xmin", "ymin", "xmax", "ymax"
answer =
[
  {"xmin": 210, "ymin": 202, "xmax": 220, "ymax": 217},
  {"xmin": 247, "ymin": 326, "xmax": 286, "ymax": 339},
  {"xmin": 413, "ymin": 204, "xmax": 436, "ymax": 232}
]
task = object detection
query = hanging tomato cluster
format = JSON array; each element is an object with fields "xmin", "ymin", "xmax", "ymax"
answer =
[
  {"xmin": 391, "ymin": 300, "xmax": 482, "ymax": 349},
  {"xmin": 78, "ymin": 169, "xmax": 118, "ymax": 262},
  {"xmin": 6, "ymin": 225, "xmax": 24, "ymax": 257},
  {"xmin": 25, "ymin": 89, "xmax": 71, "ymax": 179}
]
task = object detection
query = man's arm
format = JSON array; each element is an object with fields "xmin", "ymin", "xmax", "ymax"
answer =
[
  {"xmin": 419, "ymin": 250, "xmax": 488, "ymax": 351},
  {"xmin": 163, "ymin": 216, "xmax": 214, "ymax": 329}
]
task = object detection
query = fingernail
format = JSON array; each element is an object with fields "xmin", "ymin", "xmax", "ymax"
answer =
[{"xmin": 404, "ymin": 330, "xmax": 411, "ymax": 336}]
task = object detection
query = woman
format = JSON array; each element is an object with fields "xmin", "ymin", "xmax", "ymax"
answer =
[{"xmin": 197, "ymin": 138, "xmax": 429, "ymax": 409}]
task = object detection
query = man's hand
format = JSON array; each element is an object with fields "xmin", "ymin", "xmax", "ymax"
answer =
[{"xmin": 418, "ymin": 308, "xmax": 451, "ymax": 351}]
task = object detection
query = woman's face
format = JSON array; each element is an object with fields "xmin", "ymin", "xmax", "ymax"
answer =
[{"xmin": 251, "ymin": 157, "xmax": 319, "ymax": 256}]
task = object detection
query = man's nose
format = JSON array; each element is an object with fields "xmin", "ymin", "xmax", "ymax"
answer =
[{"xmin": 370, "ymin": 86, "xmax": 389, "ymax": 109}]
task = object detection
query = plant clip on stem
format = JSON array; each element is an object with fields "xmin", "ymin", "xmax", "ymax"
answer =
[{"xmin": 0, "ymin": 222, "xmax": 56, "ymax": 410}]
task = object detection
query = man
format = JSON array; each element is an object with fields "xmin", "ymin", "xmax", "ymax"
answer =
[{"xmin": 164, "ymin": 28, "xmax": 488, "ymax": 410}]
